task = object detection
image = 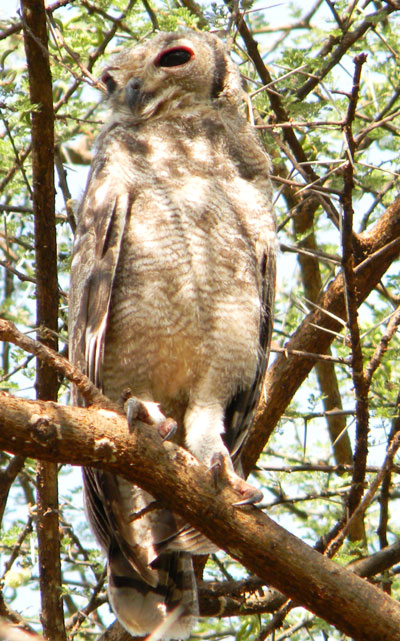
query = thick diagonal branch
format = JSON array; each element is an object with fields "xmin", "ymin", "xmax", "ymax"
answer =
[
  {"xmin": 1, "ymin": 395, "xmax": 400, "ymax": 641},
  {"xmin": 243, "ymin": 194, "xmax": 400, "ymax": 476}
]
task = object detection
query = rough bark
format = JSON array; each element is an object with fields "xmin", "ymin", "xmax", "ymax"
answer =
[
  {"xmin": 20, "ymin": 1, "xmax": 65, "ymax": 639},
  {"xmin": 1, "ymin": 394, "xmax": 400, "ymax": 641}
]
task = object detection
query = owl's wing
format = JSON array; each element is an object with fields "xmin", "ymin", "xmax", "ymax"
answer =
[
  {"xmin": 69, "ymin": 160, "xmax": 160, "ymax": 562},
  {"xmin": 69, "ymin": 163, "xmax": 129, "ymax": 394},
  {"xmin": 224, "ymin": 237, "xmax": 276, "ymax": 465}
]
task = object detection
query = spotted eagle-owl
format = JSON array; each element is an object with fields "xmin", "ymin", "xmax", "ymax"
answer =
[{"xmin": 69, "ymin": 30, "xmax": 276, "ymax": 640}]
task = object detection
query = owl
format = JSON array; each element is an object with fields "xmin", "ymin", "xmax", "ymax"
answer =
[{"xmin": 69, "ymin": 30, "xmax": 276, "ymax": 640}]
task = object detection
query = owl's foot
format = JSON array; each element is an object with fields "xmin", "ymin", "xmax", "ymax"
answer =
[
  {"xmin": 123, "ymin": 393, "xmax": 177, "ymax": 440},
  {"xmin": 210, "ymin": 453, "xmax": 263, "ymax": 506}
]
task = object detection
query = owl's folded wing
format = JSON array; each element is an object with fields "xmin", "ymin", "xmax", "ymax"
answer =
[
  {"xmin": 224, "ymin": 224, "xmax": 277, "ymax": 466},
  {"xmin": 69, "ymin": 164, "xmax": 130, "ymax": 396}
]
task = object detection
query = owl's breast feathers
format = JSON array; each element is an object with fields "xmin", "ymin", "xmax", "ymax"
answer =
[{"xmin": 80, "ymin": 114, "xmax": 275, "ymax": 411}]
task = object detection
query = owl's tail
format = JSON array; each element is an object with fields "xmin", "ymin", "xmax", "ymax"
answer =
[{"xmin": 107, "ymin": 546, "xmax": 198, "ymax": 640}]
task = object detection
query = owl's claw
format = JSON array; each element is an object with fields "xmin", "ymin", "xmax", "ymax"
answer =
[
  {"xmin": 231, "ymin": 482, "xmax": 263, "ymax": 507},
  {"xmin": 123, "ymin": 393, "xmax": 177, "ymax": 440},
  {"xmin": 209, "ymin": 453, "xmax": 263, "ymax": 506},
  {"xmin": 158, "ymin": 418, "xmax": 178, "ymax": 441},
  {"xmin": 210, "ymin": 452, "xmax": 224, "ymax": 490},
  {"xmin": 124, "ymin": 396, "xmax": 145, "ymax": 429}
]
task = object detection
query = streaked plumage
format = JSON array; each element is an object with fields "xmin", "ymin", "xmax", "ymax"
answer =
[{"xmin": 69, "ymin": 30, "xmax": 276, "ymax": 639}]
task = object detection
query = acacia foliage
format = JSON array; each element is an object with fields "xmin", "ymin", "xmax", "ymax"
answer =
[{"xmin": 1, "ymin": 1, "xmax": 400, "ymax": 640}]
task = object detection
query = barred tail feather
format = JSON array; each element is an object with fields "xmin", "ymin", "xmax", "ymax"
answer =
[{"xmin": 108, "ymin": 548, "xmax": 198, "ymax": 640}]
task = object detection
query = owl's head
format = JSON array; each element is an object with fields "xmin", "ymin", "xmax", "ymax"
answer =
[{"xmin": 101, "ymin": 31, "xmax": 243, "ymax": 120}]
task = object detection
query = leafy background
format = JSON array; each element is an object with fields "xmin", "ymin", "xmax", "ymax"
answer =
[{"xmin": 1, "ymin": 1, "xmax": 400, "ymax": 640}]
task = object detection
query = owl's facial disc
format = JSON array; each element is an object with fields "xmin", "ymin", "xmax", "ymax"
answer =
[{"xmin": 154, "ymin": 46, "xmax": 194, "ymax": 69}]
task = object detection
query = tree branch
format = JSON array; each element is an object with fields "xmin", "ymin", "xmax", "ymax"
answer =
[
  {"xmin": 0, "ymin": 319, "xmax": 113, "ymax": 409},
  {"xmin": 20, "ymin": 1, "xmax": 65, "ymax": 638},
  {"xmin": 295, "ymin": 5, "xmax": 398, "ymax": 101},
  {"xmin": 243, "ymin": 194, "xmax": 400, "ymax": 476},
  {"xmin": 340, "ymin": 54, "xmax": 369, "ymax": 524},
  {"xmin": 0, "ymin": 455, "xmax": 25, "ymax": 525},
  {"xmin": 1, "ymin": 394, "xmax": 400, "ymax": 641}
]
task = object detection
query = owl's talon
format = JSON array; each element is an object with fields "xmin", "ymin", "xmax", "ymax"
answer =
[
  {"xmin": 209, "ymin": 452, "xmax": 224, "ymax": 489},
  {"xmin": 124, "ymin": 397, "xmax": 143, "ymax": 429},
  {"xmin": 159, "ymin": 418, "xmax": 178, "ymax": 441}
]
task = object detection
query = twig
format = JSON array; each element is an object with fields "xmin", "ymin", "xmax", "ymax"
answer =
[
  {"xmin": 295, "ymin": 5, "xmax": 398, "ymax": 101},
  {"xmin": 340, "ymin": 52, "xmax": 369, "ymax": 524},
  {"xmin": 0, "ymin": 117, "xmax": 32, "ymax": 198},
  {"xmin": 377, "ymin": 390, "xmax": 400, "ymax": 554},
  {"xmin": 259, "ymin": 462, "xmax": 400, "ymax": 475},
  {"xmin": 0, "ymin": 354, "xmax": 34, "ymax": 383},
  {"xmin": 0, "ymin": 319, "xmax": 112, "ymax": 409},
  {"xmin": 66, "ymin": 568, "xmax": 107, "ymax": 637},
  {"xmin": 254, "ymin": 598, "xmax": 293, "ymax": 641},
  {"xmin": 326, "ymin": 432, "xmax": 400, "ymax": 557},
  {"xmin": 0, "ymin": 455, "xmax": 25, "ymax": 525},
  {"xmin": 271, "ymin": 345, "xmax": 349, "ymax": 365},
  {"xmin": 279, "ymin": 242, "xmax": 341, "ymax": 265},
  {"xmin": 141, "ymin": 0, "xmax": 160, "ymax": 30},
  {"xmin": 0, "ymin": 0, "xmax": 75, "ymax": 41},
  {"xmin": 365, "ymin": 305, "xmax": 400, "ymax": 385},
  {"xmin": 0, "ymin": 516, "xmax": 33, "ymax": 580},
  {"xmin": 0, "ymin": 260, "xmax": 36, "ymax": 285}
]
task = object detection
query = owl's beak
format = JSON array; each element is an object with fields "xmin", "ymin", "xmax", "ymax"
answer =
[{"xmin": 125, "ymin": 77, "xmax": 143, "ymax": 110}]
